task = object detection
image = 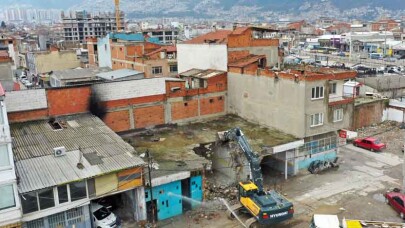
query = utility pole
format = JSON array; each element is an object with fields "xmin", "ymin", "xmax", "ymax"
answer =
[{"xmin": 146, "ymin": 150, "xmax": 155, "ymax": 227}]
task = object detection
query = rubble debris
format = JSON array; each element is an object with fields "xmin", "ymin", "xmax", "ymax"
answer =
[{"xmin": 205, "ymin": 181, "xmax": 239, "ymax": 205}]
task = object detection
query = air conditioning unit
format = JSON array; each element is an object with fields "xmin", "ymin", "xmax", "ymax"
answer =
[{"xmin": 54, "ymin": 147, "xmax": 66, "ymax": 157}]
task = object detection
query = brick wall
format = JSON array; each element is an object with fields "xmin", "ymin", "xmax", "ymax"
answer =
[
  {"xmin": 200, "ymin": 96, "xmax": 225, "ymax": 115},
  {"xmin": 134, "ymin": 105, "xmax": 165, "ymax": 128},
  {"xmin": 7, "ymin": 75, "xmax": 227, "ymax": 131},
  {"xmin": 103, "ymin": 110, "xmax": 131, "ymax": 132},
  {"xmin": 228, "ymin": 28, "xmax": 279, "ymax": 48},
  {"xmin": 354, "ymin": 100, "xmax": 385, "ymax": 129},
  {"xmin": 8, "ymin": 109, "xmax": 48, "ymax": 122},
  {"xmin": 47, "ymin": 86, "xmax": 91, "ymax": 116},
  {"xmin": 171, "ymin": 99, "xmax": 199, "ymax": 121}
]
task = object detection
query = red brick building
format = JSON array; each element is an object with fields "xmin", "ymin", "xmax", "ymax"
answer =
[
  {"xmin": 5, "ymin": 71, "xmax": 227, "ymax": 132},
  {"xmin": 371, "ymin": 18, "xmax": 400, "ymax": 31}
]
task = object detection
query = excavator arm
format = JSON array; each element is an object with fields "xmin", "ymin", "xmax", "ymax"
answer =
[{"xmin": 221, "ymin": 127, "xmax": 264, "ymax": 192}]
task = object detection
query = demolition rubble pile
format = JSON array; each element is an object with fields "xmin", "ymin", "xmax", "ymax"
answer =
[{"xmin": 205, "ymin": 181, "xmax": 239, "ymax": 205}]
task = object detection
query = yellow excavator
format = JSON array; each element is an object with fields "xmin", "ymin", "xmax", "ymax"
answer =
[{"xmin": 219, "ymin": 128, "xmax": 294, "ymax": 228}]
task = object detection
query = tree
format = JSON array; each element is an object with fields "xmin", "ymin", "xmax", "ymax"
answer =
[{"xmin": 0, "ymin": 21, "xmax": 6, "ymax": 29}]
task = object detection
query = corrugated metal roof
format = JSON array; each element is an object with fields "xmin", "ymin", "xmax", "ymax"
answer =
[
  {"xmin": 12, "ymin": 114, "xmax": 145, "ymax": 193},
  {"xmin": 96, "ymin": 68, "xmax": 143, "ymax": 80},
  {"xmin": 52, "ymin": 67, "xmax": 111, "ymax": 80}
]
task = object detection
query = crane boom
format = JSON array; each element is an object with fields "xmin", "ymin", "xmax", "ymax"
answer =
[
  {"xmin": 114, "ymin": 0, "xmax": 121, "ymax": 31},
  {"xmin": 222, "ymin": 127, "xmax": 264, "ymax": 192}
]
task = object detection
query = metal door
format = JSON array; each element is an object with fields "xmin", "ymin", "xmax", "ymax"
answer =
[{"xmin": 190, "ymin": 176, "xmax": 203, "ymax": 209}]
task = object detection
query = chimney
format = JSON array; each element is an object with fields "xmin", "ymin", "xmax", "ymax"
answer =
[{"xmin": 233, "ymin": 23, "xmax": 237, "ymax": 31}]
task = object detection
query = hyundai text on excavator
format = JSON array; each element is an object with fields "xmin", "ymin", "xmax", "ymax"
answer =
[{"xmin": 218, "ymin": 128, "xmax": 294, "ymax": 227}]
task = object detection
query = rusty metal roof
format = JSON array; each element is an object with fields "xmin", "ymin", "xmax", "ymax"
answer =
[{"xmin": 12, "ymin": 114, "xmax": 145, "ymax": 193}]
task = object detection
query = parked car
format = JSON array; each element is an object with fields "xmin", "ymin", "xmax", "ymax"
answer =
[
  {"xmin": 24, "ymin": 81, "xmax": 33, "ymax": 87},
  {"xmin": 91, "ymin": 203, "xmax": 120, "ymax": 228},
  {"xmin": 353, "ymin": 137, "xmax": 386, "ymax": 152},
  {"xmin": 385, "ymin": 190, "xmax": 405, "ymax": 219}
]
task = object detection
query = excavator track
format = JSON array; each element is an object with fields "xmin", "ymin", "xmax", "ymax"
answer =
[
  {"xmin": 245, "ymin": 217, "xmax": 259, "ymax": 228},
  {"xmin": 226, "ymin": 203, "xmax": 243, "ymax": 219}
]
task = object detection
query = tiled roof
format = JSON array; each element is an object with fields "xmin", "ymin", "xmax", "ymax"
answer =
[
  {"xmin": 110, "ymin": 33, "xmax": 162, "ymax": 45},
  {"xmin": 12, "ymin": 114, "xmax": 145, "ymax": 193},
  {"xmin": 230, "ymin": 27, "xmax": 250, "ymax": 35},
  {"xmin": 145, "ymin": 45, "xmax": 177, "ymax": 56},
  {"xmin": 228, "ymin": 54, "xmax": 266, "ymax": 68},
  {"xmin": 183, "ymin": 30, "xmax": 232, "ymax": 44}
]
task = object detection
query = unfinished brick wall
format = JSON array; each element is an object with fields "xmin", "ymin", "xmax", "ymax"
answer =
[
  {"xmin": 8, "ymin": 109, "xmax": 49, "ymax": 123},
  {"xmin": 171, "ymin": 99, "xmax": 199, "ymax": 121},
  {"xmin": 103, "ymin": 110, "xmax": 131, "ymax": 132},
  {"xmin": 134, "ymin": 105, "xmax": 165, "ymax": 128},
  {"xmin": 354, "ymin": 100, "xmax": 385, "ymax": 129},
  {"xmin": 47, "ymin": 86, "xmax": 91, "ymax": 116},
  {"xmin": 200, "ymin": 96, "xmax": 225, "ymax": 116},
  {"xmin": 228, "ymin": 28, "xmax": 279, "ymax": 48}
]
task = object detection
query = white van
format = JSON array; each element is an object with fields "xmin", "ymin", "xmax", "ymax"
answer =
[{"xmin": 91, "ymin": 203, "xmax": 120, "ymax": 228}]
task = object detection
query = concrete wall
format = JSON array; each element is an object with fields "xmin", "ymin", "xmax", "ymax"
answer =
[
  {"xmin": 383, "ymin": 108, "xmax": 404, "ymax": 122},
  {"xmin": 177, "ymin": 44, "xmax": 228, "ymax": 73},
  {"xmin": 227, "ymin": 73, "xmax": 306, "ymax": 138},
  {"xmin": 35, "ymin": 51, "xmax": 81, "ymax": 74},
  {"xmin": 97, "ymin": 35, "xmax": 112, "ymax": 68}
]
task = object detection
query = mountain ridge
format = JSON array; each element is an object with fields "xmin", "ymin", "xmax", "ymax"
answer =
[{"xmin": 1, "ymin": 0, "xmax": 404, "ymax": 20}]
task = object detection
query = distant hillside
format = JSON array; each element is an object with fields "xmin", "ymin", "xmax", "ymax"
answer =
[{"xmin": 1, "ymin": 0, "xmax": 404, "ymax": 20}]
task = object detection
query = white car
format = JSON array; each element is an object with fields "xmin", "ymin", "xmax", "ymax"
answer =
[
  {"xmin": 24, "ymin": 81, "xmax": 33, "ymax": 87},
  {"xmin": 91, "ymin": 204, "xmax": 120, "ymax": 228}
]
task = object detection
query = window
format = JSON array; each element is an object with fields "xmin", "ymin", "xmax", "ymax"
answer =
[
  {"xmin": 21, "ymin": 192, "xmax": 38, "ymax": 214},
  {"xmin": 70, "ymin": 181, "xmax": 87, "ymax": 201},
  {"xmin": 58, "ymin": 185, "xmax": 69, "ymax": 204},
  {"xmin": 333, "ymin": 108, "xmax": 343, "ymax": 122},
  {"xmin": 311, "ymin": 86, "xmax": 324, "ymax": 99},
  {"xmin": 38, "ymin": 188, "xmax": 55, "ymax": 210},
  {"xmin": 0, "ymin": 184, "xmax": 15, "ymax": 210},
  {"xmin": 169, "ymin": 65, "xmax": 178, "ymax": 72},
  {"xmin": 310, "ymin": 113, "xmax": 324, "ymax": 127},
  {"xmin": 329, "ymin": 82, "xmax": 337, "ymax": 94},
  {"xmin": 394, "ymin": 196, "xmax": 404, "ymax": 207},
  {"xmin": 0, "ymin": 145, "xmax": 10, "ymax": 168},
  {"xmin": 152, "ymin": 66, "xmax": 163, "ymax": 75}
]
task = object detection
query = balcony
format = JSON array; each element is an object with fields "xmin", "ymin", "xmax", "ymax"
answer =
[{"xmin": 329, "ymin": 94, "xmax": 355, "ymax": 106}]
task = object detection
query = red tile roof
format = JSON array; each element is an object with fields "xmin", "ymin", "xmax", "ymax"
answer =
[
  {"xmin": 228, "ymin": 54, "xmax": 266, "ymax": 68},
  {"xmin": 183, "ymin": 30, "xmax": 232, "ymax": 44},
  {"xmin": 231, "ymin": 27, "xmax": 250, "ymax": 35},
  {"xmin": 145, "ymin": 45, "xmax": 177, "ymax": 56}
]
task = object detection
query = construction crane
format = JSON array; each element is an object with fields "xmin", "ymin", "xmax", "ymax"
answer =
[
  {"xmin": 218, "ymin": 128, "xmax": 294, "ymax": 228},
  {"xmin": 114, "ymin": 0, "xmax": 122, "ymax": 31}
]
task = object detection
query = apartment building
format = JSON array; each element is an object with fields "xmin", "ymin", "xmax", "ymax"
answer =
[
  {"xmin": 142, "ymin": 28, "xmax": 179, "ymax": 44},
  {"xmin": 89, "ymin": 33, "xmax": 178, "ymax": 78},
  {"xmin": 177, "ymin": 26, "xmax": 280, "ymax": 73},
  {"xmin": 62, "ymin": 11, "xmax": 125, "ymax": 42},
  {"xmin": 26, "ymin": 50, "xmax": 81, "ymax": 75},
  {"xmin": 227, "ymin": 63, "xmax": 357, "ymax": 171},
  {"xmin": 0, "ymin": 85, "xmax": 22, "ymax": 228}
]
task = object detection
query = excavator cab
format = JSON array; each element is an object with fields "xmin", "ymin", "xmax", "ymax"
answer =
[{"xmin": 238, "ymin": 181, "xmax": 259, "ymax": 198}]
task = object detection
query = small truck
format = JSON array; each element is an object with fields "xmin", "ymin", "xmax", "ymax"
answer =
[{"xmin": 310, "ymin": 214, "xmax": 405, "ymax": 228}]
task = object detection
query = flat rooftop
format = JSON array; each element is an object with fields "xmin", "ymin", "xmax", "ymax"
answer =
[{"xmin": 123, "ymin": 115, "xmax": 297, "ymax": 162}]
